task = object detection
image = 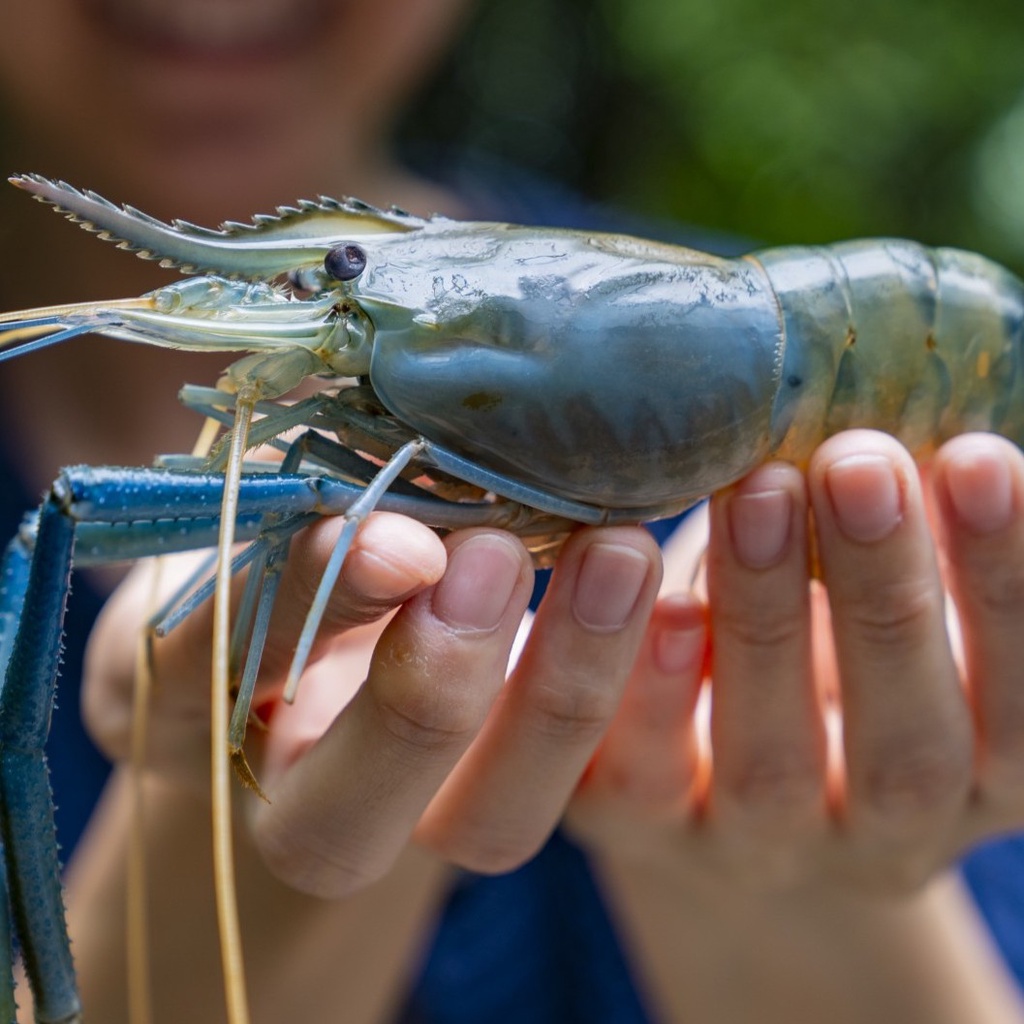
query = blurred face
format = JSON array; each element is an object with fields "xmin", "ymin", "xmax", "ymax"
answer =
[{"xmin": 0, "ymin": 0, "xmax": 474, "ymax": 220}]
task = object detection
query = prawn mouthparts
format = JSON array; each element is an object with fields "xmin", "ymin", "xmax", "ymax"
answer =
[{"xmin": 1, "ymin": 172, "xmax": 1023, "ymax": 1023}]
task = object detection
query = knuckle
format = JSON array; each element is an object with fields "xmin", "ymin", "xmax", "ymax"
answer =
[
  {"xmin": 714, "ymin": 598, "xmax": 804, "ymax": 653},
  {"xmin": 373, "ymin": 684, "xmax": 483, "ymax": 756},
  {"xmin": 718, "ymin": 750, "xmax": 823, "ymax": 821},
  {"xmin": 964, "ymin": 560, "xmax": 1024, "ymax": 617},
  {"xmin": 598, "ymin": 758, "xmax": 696, "ymax": 808},
  {"xmin": 525, "ymin": 677, "xmax": 621, "ymax": 743},
  {"xmin": 255, "ymin": 821, "xmax": 382, "ymax": 900},
  {"xmin": 854, "ymin": 740, "xmax": 967, "ymax": 821},
  {"xmin": 840, "ymin": 577, "xmax": 939, "ymax": 650}
]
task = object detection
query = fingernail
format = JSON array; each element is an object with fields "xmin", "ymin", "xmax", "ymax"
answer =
[
  {"xmin": 825, "ymin": 454, "xmax": 902, "ymax": 543},
  {"xmin": 654, "ymin": 623, "xmax": 705, "ymax": 674},
  {"xmin": 344, "ymin": 548, "xmax": 431, "ymax": 602},
  {"xmin": 728, "ymin": 473, "xmax": 792, "ymax": 569},
  {"xmin": 432, "ymin": 535, "xmax": 521, "ymax": 632},
  {"xmin": 343, "ymin": 515, "xmax": 447, "ymax": 601},
  {"xmin": 573, "ymin": 543, "xmax": 650, "ymax": 632},
  {"xmin": 946, "ymin": 446, "xmax": 1013, "ymax": 534}
]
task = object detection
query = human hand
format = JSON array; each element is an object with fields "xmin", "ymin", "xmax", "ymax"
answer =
[
  {"xmin": 84, "ymin": 511, "xmax": 449, "ymax": 797},
  {"xmin": 84, "ymin": 510, "xmax": 663, "ymax": 898},
  {"xmin": 569, "ymin": 429, "xmax": 1024, "ymax": 896}
]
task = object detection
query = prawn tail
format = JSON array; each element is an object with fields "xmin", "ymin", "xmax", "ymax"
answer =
[{"xmin": 757, "ymin": 239, "xmax": 1024, "ymax": 463}]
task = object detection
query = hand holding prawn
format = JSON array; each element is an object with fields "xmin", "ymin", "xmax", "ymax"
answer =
[{"xmin": 569, "ymin": 426, "xmax": 1024, "ymax": 888}]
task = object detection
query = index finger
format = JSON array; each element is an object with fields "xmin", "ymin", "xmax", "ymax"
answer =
[
  {"xmin": 83, "ymin": 512, "xmax": 447, "ymax": 773},
  {"xmin": 251, "ymin": 529, "xmax": 534, "ymax": 898}
]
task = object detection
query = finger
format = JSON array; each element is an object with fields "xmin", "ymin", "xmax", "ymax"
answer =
[
  {"xmin": 931, "ymin": 434, "xmax": 1024, "ymax": 828},
  {"xmin": 705, "ymin": 463, "xmax": 826, "ymax": 877},
  {"xmin": 84, "ymin": 512, "xmax": 446, "ymax": 766},
  {"xmin": 414, "ymin": 526, "xmax": 662, "ymax": 873},
  {"xmin": 808, "ymin": 431, "xmax": 972, "ymax": 875},
  {"xmin": 164, "ymin": 511, "xmax": 446, "ymax": 689},
  {"xmin": 251, "ymin": 529, "xmax": 533, "ymax": 898},
  {"xmin": 255, "ymin": 511, "xmax": 447, "ymax": 679},
  {"xmin": 582, "ymin": 592, "xmax": 707, "ymax": 809}
]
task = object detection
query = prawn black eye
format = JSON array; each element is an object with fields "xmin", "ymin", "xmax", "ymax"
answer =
[{"xmin": 324, "ymin": 243, "xmax": 367, "ymax": 282}]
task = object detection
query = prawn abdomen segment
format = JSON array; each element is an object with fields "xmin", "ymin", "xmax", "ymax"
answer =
[
  {"xmin": 366, "ymin": 241, "xmax": 784, "ymax": 511},
  {"xmin": 761, "ymin": 240, "xmax": 1024, "ymax": 463}
]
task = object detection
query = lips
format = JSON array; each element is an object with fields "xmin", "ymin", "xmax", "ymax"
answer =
[{"xmin": 84, "ymin": 0, "xmax": 337, "ymax": 57}]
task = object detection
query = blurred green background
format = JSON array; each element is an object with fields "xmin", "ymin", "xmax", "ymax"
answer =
[{"xmin": 406, "ymin": 0, "xmax": 1024, "ymax": 272}]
